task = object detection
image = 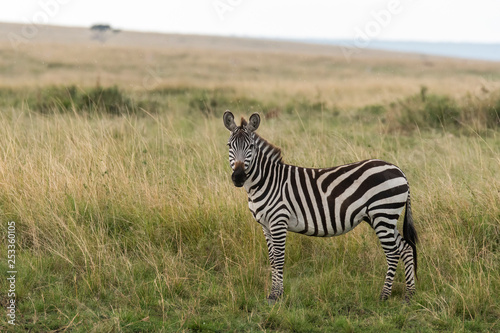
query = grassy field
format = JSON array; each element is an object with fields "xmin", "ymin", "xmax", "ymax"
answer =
[{"xmin": 0, "ymin": 24, "xmax": 500, "ymax": 332}]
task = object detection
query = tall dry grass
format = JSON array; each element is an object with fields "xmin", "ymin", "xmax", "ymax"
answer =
[{"xmin": 0, "ymin": 103, "xmax": 498, "ymax": 331}]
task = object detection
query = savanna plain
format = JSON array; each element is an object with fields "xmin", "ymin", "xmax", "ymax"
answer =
[{"xmin": 0, "ymin": 24, "xmax": 499, "ymax": 332}]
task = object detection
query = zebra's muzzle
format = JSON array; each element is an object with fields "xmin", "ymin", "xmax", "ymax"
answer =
[{"xmin": 232, "ymin": 162, "xmax": 247, "ymax": 187}]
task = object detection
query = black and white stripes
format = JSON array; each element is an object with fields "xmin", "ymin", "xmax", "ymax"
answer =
[{"xmin": 223, "ymin": 111, "xmax": 418, "ymax": 303}]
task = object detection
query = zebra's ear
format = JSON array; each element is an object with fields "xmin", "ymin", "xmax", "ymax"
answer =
[
  {"xmin": 247, "ymin": 113, "xmax": 260, "ymax": 132},
  {"xmin": 223, "ymin": 110, "xmax": 237, "ymax": 132}
]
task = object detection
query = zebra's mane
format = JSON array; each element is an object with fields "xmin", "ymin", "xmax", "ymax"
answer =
[
  {"xmin": 240, "ymin": 117, "xmax": 248, "ymax": 127},
  {"xmin": 238, "ymin": 116, "xmax": 283, "ymax": 163},
  {"xmin": 254, "ymin": 132, "xmax": 283, "ymax": 163}
]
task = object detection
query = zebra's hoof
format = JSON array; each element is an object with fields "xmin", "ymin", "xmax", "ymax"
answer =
[
  {"xmin": 403, "ymin": 295, "xmax": 414, "ymax": 304},
  {"xmin": 266, "ymin": 293, "xmax": 282, "ymax": 306},
  {"xmin": 404, "ymin": 289, "xmax": 415, "ymax": 303}
]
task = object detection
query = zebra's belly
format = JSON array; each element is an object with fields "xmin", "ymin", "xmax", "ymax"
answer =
[{"xmin": 286, "ymin": 210, "xmax": 365, "ymax": 237}]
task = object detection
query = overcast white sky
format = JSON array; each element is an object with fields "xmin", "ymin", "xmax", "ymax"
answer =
[{"xmin": 1, "ymin": 0, "xmax": 500, "ymax": 43}]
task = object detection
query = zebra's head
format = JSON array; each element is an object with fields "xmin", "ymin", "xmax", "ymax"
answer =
[{"xmin": 223, "ymin": 110, "xmax": 260, "ymax": 187}]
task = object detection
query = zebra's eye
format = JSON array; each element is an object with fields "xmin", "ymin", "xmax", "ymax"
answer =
[{"xmin": 249, "ymin": 143, "xmax": 255, "ymax": 149}]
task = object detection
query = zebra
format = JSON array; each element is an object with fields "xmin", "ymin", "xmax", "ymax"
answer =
[{"xmin": 223, "ymin": 111, "xmax": 418, "ymax": 303}]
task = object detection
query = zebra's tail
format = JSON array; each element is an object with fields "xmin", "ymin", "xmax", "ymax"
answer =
[{"xmin": 403, "ymin": 187, "xmax": 418, "ymax": 279}]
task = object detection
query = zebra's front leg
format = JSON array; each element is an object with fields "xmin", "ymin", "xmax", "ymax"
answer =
[{"xmin": 262, "ymin": 224, "xmax": 287, "ymax": 304}]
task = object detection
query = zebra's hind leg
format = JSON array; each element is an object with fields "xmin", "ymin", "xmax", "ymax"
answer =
[
  {"xmin": 400, "ymin": 240, "xmax": 416, "ymax": 302},
  {"xmin": 374, "ymin": 222, "xmax": 402, "ymax": 301},
  {"xmin": 380, "ymin": 247, "xmax": 401, "ymax": 300}
]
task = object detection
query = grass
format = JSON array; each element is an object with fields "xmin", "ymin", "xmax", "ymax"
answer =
[
  {"xmin": 0, "ymin": 98, "xmax": 499, "ymax": 332},
  {"xmin": 391, "ymin": 86, "xmax": 500, "ymax": 132},
  {"xmin": 0, "ymin": 26, "xmax": 500, "ymax": 331}
]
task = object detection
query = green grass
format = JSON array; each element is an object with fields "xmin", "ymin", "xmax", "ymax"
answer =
[
  {"xmin": 391, "ymin": 86, "xmax": 500, "ymax": 132},
  {"xmin": 0, "ymin": 87, "xmax": 499, "ymax": 332}
]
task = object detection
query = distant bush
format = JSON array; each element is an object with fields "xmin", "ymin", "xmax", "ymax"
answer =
[
  {"xmin": 187, "ymin": 89, "xmax": 232, "ymax": 117},
  {"xmin": 284, "ymin": 97, "xmax": 329, "ymax": 114},
  {"xmin": 33, "ymin": 85, "xmax": 80, "ymax": 113},
  {"xmin": 83, "ymin": 86, "xmax": 135, "ymax": 115},
  {"xmin": 488, "ymin": 101, "xmax": 500, "ymax": 126},
  {"xmin": 462, "ymin": 93, "xmax": 500, "ymax": 129},
  {"xmin": 4, "ymin": 85, "xmax": 498, "ymax": 129},
  {"xmin": 20, "ymin": 85, "xmax": 157, "ymax": 115},
  {"xmin": 164, "ymin": 87, "xmax": 273, "ymax": 117},
  {"xmin": 393, "ymin": 87, "xmax": 500, "ymax": 132},
  {"xmin": 356, "ymin": 104, "xmax": 386, "ymax": 122},
  {"xmin": 397, "ymin": 93, "xmax": 460, "ymax": 129}
]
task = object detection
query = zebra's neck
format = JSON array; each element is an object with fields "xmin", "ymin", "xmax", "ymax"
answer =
[{"xmin": 244, "ymin": 133, "xmax": 285, "ymax": 195}]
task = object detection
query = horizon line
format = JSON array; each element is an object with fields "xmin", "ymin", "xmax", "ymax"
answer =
[{"xmin": 1, "ymin": 20, "xmax": 500, "ymax": 46}]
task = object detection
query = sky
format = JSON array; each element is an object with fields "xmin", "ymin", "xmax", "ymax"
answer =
[{"xmin": 1, "ymin": 0, "xmax": 500, "ymax": 44}]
